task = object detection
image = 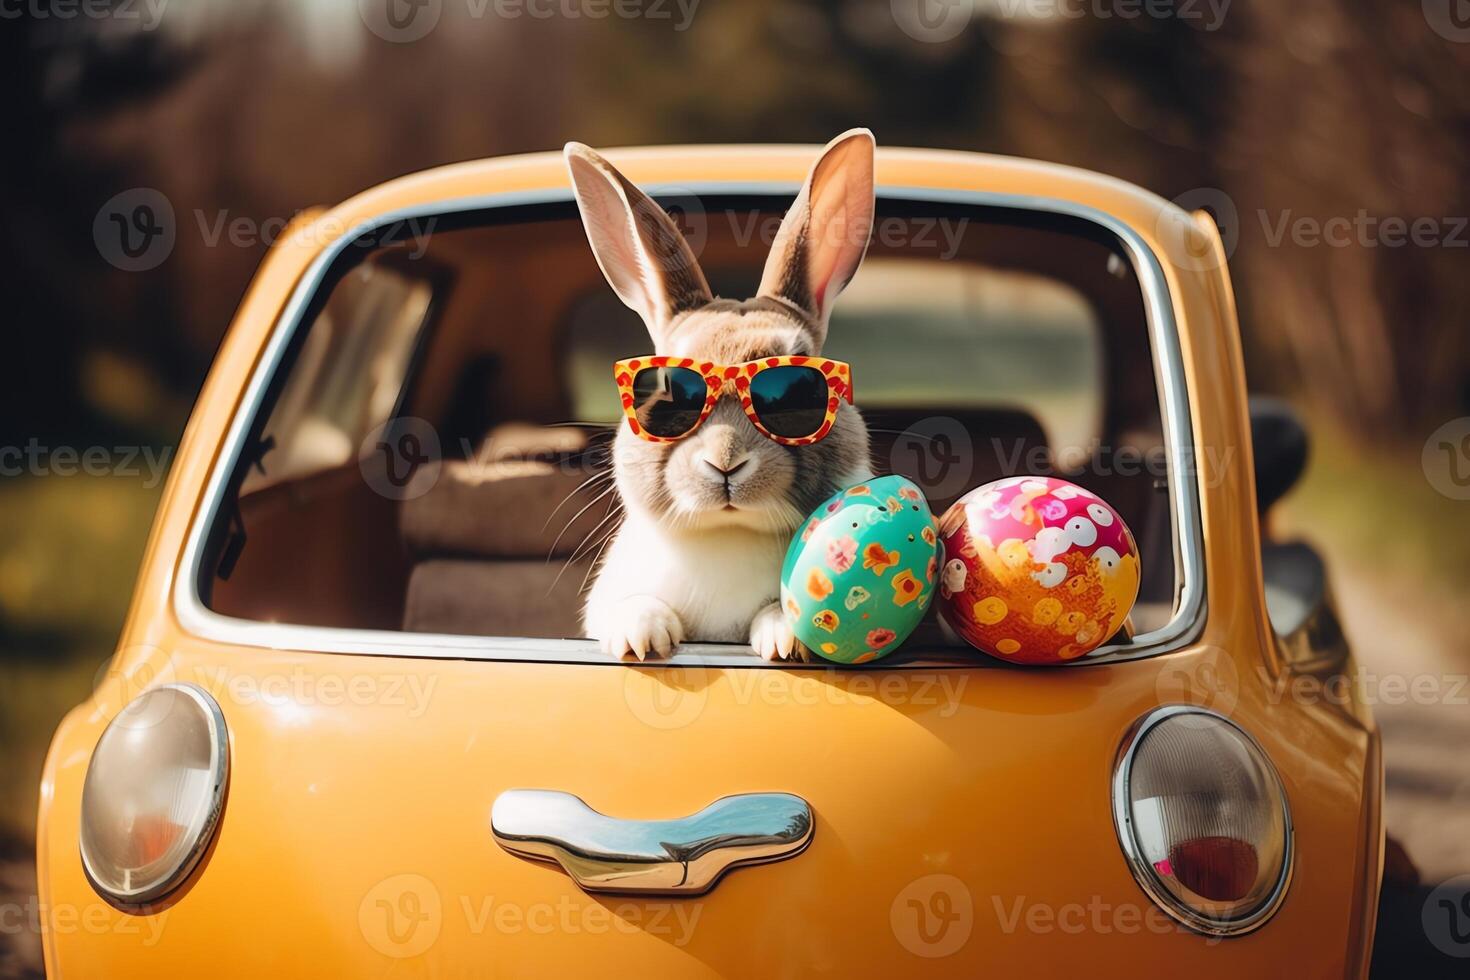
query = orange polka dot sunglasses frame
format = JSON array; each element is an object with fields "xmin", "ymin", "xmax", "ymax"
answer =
[{"xmin": 612, "ymin": 355, "xmax": 854, "ymax": 446}]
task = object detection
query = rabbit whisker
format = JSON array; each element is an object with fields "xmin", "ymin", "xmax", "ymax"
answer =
[
  {"xmin": 545, "ymin": 481, "xmax": 619, "ymax": 559},
  {"xmin": 579, "ymin": 531, "xmax": 619, "ymax": 596},
  {"xmin": 567, "ymin": 504, "xmax": 624, "ymax": 565},
  {"xmin": 550, "ymin": 506, "xmax": 623, "ymax": 595},
  {"xmin": 542, "ymin": 470, "xmax": 615, "ymax": 532}
]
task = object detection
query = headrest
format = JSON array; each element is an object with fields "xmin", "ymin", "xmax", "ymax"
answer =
[{"xmin": 401, "ymin": 425, "xmax": 616, "ymax": 560}]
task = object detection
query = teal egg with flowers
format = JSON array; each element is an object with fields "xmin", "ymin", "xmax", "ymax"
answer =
[{"xmin": 780, "ymin": 475, "xmax": 940, "ymax": 664}]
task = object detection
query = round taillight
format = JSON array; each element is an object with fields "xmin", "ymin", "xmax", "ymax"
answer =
[
  {"xmin": 1112, "ymin": 706, "xmax": 1293, "ymax": 935},
  {"xmin": 80, "ymin": 683, "xmax": 229, "ymax": 905}
]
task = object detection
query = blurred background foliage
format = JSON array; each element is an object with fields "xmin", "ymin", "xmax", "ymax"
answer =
[{"xmin": 2, "ymin": 0, "xmax": 1469, "ymax": 955}]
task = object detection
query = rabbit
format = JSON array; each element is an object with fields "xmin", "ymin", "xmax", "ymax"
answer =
[{"xmin": 566, "ymin": 129, "xmax": 878, "ymax": 660}]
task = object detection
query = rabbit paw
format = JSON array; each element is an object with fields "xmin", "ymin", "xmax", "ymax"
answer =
[
  {"xmin": 750, "ymin": 602, "xmax": 807, "ymax": 662},
  {"xmin": 596, "ymin": 595, "xmax": 685, "ymax": 660}
]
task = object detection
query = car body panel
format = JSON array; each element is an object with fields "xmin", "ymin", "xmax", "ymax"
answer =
[{"xmin": 37, "ymin": 146, "xmax": 1382, "ymax": 976}]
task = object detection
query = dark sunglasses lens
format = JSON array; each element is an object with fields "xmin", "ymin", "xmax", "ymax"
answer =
[
  {"xmin": 631, "ymin": 366, "xmax": 707, "ymax": 438},
  {"xmin": 748, "ymin": 366, "xmax": 831, "ymax": 439}
]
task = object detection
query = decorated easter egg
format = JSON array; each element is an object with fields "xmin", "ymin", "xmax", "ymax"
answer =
[
  {"xmin": 781, "ymin": 475, "xmax": 940, "ymax": 664},
  {"xmin": 936, "ymin": 477, "xmax": 1139, "ymax": 664}
]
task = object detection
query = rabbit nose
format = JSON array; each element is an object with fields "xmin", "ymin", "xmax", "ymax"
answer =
[{"xmin": 701, "ymin": 454, "xmax": 750, "ymax": 481}]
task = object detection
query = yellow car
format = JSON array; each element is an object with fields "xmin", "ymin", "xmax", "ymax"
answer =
[{"xmin": 37, "ymin": 144, "xmax": 1381, "ymax": 976}]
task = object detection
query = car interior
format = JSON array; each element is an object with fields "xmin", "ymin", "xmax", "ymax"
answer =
[{"xmin": 198, "ymin": 195, "xmax": 1184, "ymax": 658}]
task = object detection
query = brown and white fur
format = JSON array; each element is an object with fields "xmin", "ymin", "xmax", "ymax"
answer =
[{"xmin": 567, "ymin": 130, "xmax": 877, "ymax": 660}]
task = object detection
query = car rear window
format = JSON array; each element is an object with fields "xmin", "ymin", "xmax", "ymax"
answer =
[{"xmin": 191, "ymin": 193, "xmax": 1192, "ymax": 661}]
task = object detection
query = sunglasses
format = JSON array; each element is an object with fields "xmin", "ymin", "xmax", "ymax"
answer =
[{"xmin": 613, "ymin": 356, "xmax": 853, "ymax": 445}]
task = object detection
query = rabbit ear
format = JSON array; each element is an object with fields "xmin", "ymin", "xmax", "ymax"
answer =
[
  {"xmin": 565, "ymin": 143, "xmax": 713, "ymax": 346},
  {"xmin": 757, "ymin": 129, "xmax": 876, "ymax": 348}
]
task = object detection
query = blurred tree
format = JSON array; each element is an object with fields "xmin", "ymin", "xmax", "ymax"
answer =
[
  {"xmin": 1223, "ymin": 0, "xmax": 1470, "ymax": 436},
  {"xmin": 0, "ymin": 8, "xmax": 200, "ymax": 445}
]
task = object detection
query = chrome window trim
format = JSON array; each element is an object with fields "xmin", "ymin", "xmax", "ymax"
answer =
[
  {"xmin": 1110, "ymin": 705, "xmax": 1295, "ymax": 937},
  {"xmin": 80, "ymin": 682, "xmax": 230, "ymax": 908},
  {"xmin": 173, "ymin": 181, "xmax": 1206, "ymax": 668}
]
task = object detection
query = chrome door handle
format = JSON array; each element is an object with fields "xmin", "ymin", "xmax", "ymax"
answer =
[{"xmin": 491, "ymin": 790, "xmax": 813, "ymax": 895}]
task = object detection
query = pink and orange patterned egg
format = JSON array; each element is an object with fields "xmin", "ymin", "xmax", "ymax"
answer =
[{"xmin": 936, "ymin": 477, "xmax": 1139, "ymax": 664}]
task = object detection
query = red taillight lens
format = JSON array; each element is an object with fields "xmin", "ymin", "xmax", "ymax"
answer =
[
  {"xmin": 1115, "ymin": 708, "xmax": 1293, "ymax": 935},
  {"xmin": 1165, "ymin": 836, "xmax": 1259, "ymax": 902}
]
